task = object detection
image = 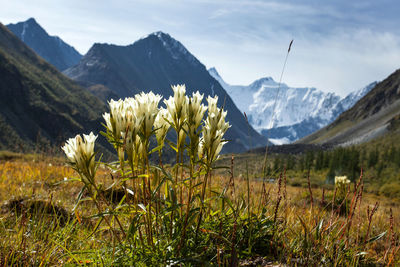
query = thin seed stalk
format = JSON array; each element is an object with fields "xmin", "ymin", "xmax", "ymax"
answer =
[
  {"xmin": 145, "ymin": 149, "xmax": 154, "ymax": 248},
  {"xmin": 246, "ymin": 160, "xmax": 252, "ymax": 253}
]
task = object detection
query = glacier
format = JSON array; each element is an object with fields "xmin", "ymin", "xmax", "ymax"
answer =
[{"xmin": 209, "ymin": 67, "xmax": 376, "ymax": 144}]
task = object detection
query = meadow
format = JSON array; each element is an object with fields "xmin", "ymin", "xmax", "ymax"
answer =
[
  {"xmin": 0, "ymin": 151, "xmax": 399, "ymax": 266},
  {"xmin": 1, "ymin": 86, "xmax": 399, "ymax": 266}
]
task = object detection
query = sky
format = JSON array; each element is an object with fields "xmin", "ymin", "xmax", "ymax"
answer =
[{"xmin": 2, "ymin": 0, "xmax": 400, "ymax": 96}]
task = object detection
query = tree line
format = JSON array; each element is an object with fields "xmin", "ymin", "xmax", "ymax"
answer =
[{"xmin": 269, "ymin": 144, "xmax": 400, "ymax": 183}]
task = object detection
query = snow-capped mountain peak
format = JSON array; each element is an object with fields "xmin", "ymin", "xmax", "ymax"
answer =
[
  {"xmin": 208, "ymin": 67, "xmax": 376, "ymax": 144},
  {"xmin": 249, "ymin": 77, "xmax": 279, "ymax": 90}
]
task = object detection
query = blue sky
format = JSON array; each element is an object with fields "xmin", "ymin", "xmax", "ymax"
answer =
[{"xmin": 2, "ymin": 0, "xmax": 400, "ymax": 96}]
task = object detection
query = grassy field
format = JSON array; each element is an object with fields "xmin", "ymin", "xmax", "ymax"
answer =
[{"xmin": 0, "ymin": 152, "xmax": 399, "ymax": 266}]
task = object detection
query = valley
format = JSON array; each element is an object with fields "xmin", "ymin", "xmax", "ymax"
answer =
[{"xmin": 1, "ymin": 13, "xmax": 400, "ymax": 266}]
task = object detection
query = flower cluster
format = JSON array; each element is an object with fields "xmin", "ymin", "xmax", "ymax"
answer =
[
  {"xmin": 199, "ymin": 96, "xmax": 231, "ymax": 162},
  {"xmin": 335, "ymin": 176, "xmax": 350, "ymax": 185},
  {"xmin": 63, "ymin": 85, "xmax": 230, "ymax": 177},
  {"xmin": 135, "ymin": 92, "xmax": 163, "ymax": 141},
  {"xmin": 61, "ymin": 85, "xmax": 231, "ymax": 250},
  {"xmin": 62, "ymin": 132, "xmax": 98, "ymax": 185},
  {"xmin": 154, "ymin": 107, "xmax": 171, "ymax": 146},
  {"xmin": 185, "ymin": 91, "xmax": 207, "ymax": 158},
  {"xmin": 164, "ymin": 85, "xmax": 188, "ymax": 147},
  {"xmin": 102, "ymin": 92, "xmax": 162, "ymax": 164}
]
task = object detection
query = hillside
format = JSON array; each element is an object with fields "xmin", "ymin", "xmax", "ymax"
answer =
[
  {"xmin": 0, "ymin": 22, "xmax": 107, "ymax": 151},
  {"xmin": 6, "ymin": 18, "xmax": 82, "ymax": 71},
  {"xmin": 64, "ymin": 32, "xmax": 267, "ymax": 152},
  {"xmin": 298, "ymin": 69, "xmax": 400, "ymax": 146}
]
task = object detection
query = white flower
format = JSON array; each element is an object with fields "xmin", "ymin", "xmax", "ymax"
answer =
[
  {"xmin": 82, "ymin": 132, "xmax": 97, "ymax": 155},
  {"xmin": 185, "ymin": 91, "xmax": 206, "ymax": 136},
  {"xmin": 62, "ymin": 136, "xmax": 79, "ymax": 163},
  {"xmin": 172, "ymin": 84, "xmax": 187, "ymax": 111},
  {"xmin": 135, "ymin": 92, "xmax": 162, "ymax": 139},
  {"xmin": 198, "ymin": 95, "xmax": 230, "ymax": 162},
  {"xmin": 164, "ymin": 84, "xmax": 188, "ymax": 146},
  {"xmin": 103, "ymin": 112, "xmax": 112, "ymax": 131},
  {"xmin": 184, "ymin": 91, "xmax": 207, "ymax": 159},
  {"xmin": 154, "ymin": 107, "xmax": 171, "ymax": 145},
  {"xmin": 62, "ymin": 132, "xmax": 98, "ymax": 184},
  {"xmin": 104, "ymin": 98, "xmax": 129, "ymax": 140},
  {"xmin": 207, "ymin": 95, "xmax": 219, "ymax": 115},
  {"xmin": 103, "ymin": 97, "xmax": 143, "ymax": 163},
  {"xmin": 335, "ymin": 176, "xmax": 350, "ymax": 185},
  {"xmin": 164, "ymin": 85, "xmax": 187, "ymax": 126}
]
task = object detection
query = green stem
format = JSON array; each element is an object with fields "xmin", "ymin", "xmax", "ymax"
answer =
[
  {"xmin": 195, "ymin": 164, "xmax": 211, "ymax": 242},
  {"xmin": 95, "ymin": 186, "xmax": 127, "ymax": 239},
  {"xmin": 170, "ymin": 130, "xmax": 181, "ymax": 240},
  {"xmin": 178, "ymin": 155, "xmax": 195, "ymax": 254}
]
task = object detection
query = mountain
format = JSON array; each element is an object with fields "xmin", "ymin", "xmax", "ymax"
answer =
[
  {"xmin": 209, "ymin": 67, "xmax": 376, "ymax": 144},
  {"xmin": 64, "ymin": 31, "xmax": 267, "ymax": 153},
  {"xmin": 298, "ymin": 69, "xmax": 400, "ymax": 146},
  {"xmin": 6, "ymin": 18, "xmax": 82, "ymax": 71},
  {"xmin": 0, "ymin": 22, "xmax": 107, "ymax": 152}
]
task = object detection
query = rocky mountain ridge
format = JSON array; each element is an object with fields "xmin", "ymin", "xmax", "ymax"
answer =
[
  {"xmin": 7, "ymin": 18, "xmax": 82, "ymax": 71},
  {"xmin": 209, "ymin": 67, "xmax": 376, "ymax": 144}
]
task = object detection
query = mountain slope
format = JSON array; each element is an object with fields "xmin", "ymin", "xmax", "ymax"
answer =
[
  {"xmin": 0, "ymin": 22, "xmax": 106, "ymax": 151},
  {"xmin": 7, "ymin": 18, "xmax": 82, "ymax": 71},
  {"xmin": 209, "ymin": 67, "xmax": 375, "ymax": 143},
  {"xmin": 298, "ymin": 69, "xmax": 400, "ymax": 146},
  {"xmin": 64, "ymin": 32, "xmax": 267, "ymax": 152}
]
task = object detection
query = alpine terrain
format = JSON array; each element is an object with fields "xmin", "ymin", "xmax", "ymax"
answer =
[
  {"xmin": 209, "ymin": 67, "xmax": 376, "ymax": 144},
  {"xmin": 64, "ymin": 32, "xmax": 267, "ymax": 153},
  {"xmin": 6, "ymin": 18, "xmax": 82, "ymax": 71},
  {"xmin": 0, "ymin": 22, "xmax": 107, "ymax": 151},
  {"xmin": 298, "ymin": 68, "xmax": 400, "ymax": 146}
]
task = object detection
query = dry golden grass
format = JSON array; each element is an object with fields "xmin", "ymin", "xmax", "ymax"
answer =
[{"xmin": 0, "ymin": 155, "xmax": 399, "ymax": 265}]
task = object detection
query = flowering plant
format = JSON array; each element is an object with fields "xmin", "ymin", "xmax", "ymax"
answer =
[{"xmin": 61, "ymin": 85, "xmax": 230, "ymax": 249}]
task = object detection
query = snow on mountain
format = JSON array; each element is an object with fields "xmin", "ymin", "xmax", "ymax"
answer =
[
  {"xmin": 209, "ymin": 67, "xmax": 376, "ymax": 144},
  {"xmin": 64, "ymin": 32, "xmax": 268, "ymax": 152},
  {"xmin": 334, "ymin": 81, "xmax": 378, "ymax": 112},
  {"xmin": 209, "ymin": 67, "xmax": 252, "ymax": 111},
  {"xmin": 248, "ymin": 82, "xmax": 340, "ymax": 130}
]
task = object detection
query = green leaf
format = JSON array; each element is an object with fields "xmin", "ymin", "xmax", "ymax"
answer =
[
  {"xmin": 166, "ymin": 139, "xmax": 178, "ymax": 152},
  {"xmin": 116, "ymin": 194, "xmax": 126, "ymax": 209},
  {"xmin": 152, "ymin": 176, "xmax": 167, "ymax": 199},
  {"xmin": 366, "ymin": 231, "xmax": 386, "ymax": 243},
  {"xmin": 149, "ymin": 144, "xmax": 163, "ymax": 154},
  {"xmin": 138, "ymin": 203, "xmax": 147, "ymax": 213},
  {"xmin": 128, "ymin": 214, "xmax": 142, "ymax": 239},
  {"xmin": 86, "ymin": 217, "xmax": 104, "ymax": 238},
  {"xmin": 72, "ymin": 186, "xmax": 87, "ymax": 211}
]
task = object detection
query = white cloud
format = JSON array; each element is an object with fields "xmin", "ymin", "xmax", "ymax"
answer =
[{"xmin": 1, "ymin": 0, "xmax": 399, "ymax": 95}]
